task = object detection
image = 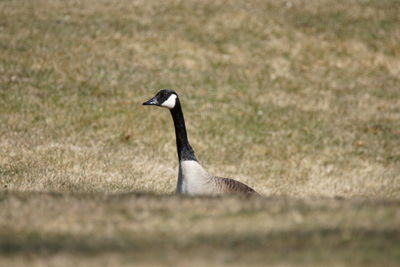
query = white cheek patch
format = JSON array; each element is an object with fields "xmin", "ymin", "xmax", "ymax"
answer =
[{"xmin": 161, "ymin": 94, "xmax": 177, "ymax": 109}]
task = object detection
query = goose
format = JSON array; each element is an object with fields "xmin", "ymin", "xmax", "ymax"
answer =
[{"xmin": 143, "ymin": 89, "xmax": 258, "ymax": 196}]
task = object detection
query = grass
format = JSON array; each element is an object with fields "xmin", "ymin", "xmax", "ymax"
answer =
[
  {"xmin": 0, "ymin": 192, "xmax": 399, "ymax": 266},
  {"xmin": 0, "ymin": 0, "xmax": 399, "ymax": 265}
]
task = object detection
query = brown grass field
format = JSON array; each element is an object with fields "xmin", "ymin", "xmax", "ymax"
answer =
[{"xmin": 0, "ymin": 0, "xmax": 399, "ymax": 266}]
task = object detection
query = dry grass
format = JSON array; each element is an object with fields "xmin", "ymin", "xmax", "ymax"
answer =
[
  {"xmin": 0, "ymin": 192, "xmax": 399, "ymax": 266},
  {"xmin": 0, "ymin": 0, "xmax": 399, "ymax": 265}
]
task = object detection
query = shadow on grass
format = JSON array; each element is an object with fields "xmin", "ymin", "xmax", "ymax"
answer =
[{"xmin": 1, "ymin": 228, "xmax": 399, "ymax": 255}]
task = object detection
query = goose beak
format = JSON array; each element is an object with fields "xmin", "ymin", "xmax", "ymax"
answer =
[{"xmin": 142, "ymin": 97, "xmax": 158, "ymax": 106}]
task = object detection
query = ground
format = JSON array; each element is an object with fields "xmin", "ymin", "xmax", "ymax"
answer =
[{"xmin": 0, "ymin": 0, "xmax": 399, "ymax": 266}]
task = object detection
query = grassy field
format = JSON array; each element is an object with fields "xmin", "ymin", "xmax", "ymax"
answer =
[{"xmin": 0, "ymin": 0, "xmax": 399, "ymax": 266}]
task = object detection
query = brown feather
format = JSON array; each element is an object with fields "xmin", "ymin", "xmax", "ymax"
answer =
[{"xmin": 214, "ymin": 176, "xmax": 258, "ymax": 195}]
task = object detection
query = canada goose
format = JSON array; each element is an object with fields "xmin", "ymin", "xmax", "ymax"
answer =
[{"xmin": 143, "ymin": 89, "xmax": 258, "ymax": 196}]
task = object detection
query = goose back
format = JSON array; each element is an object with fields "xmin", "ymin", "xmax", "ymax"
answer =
[{"xmin": 213, "ymin": 176, "xmax": 258, "ymax": 195}]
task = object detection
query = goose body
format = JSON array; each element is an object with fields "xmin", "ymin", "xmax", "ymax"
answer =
[{"xmin": 143, "ymin": 89, "xmax": 258, "ymax": 196}]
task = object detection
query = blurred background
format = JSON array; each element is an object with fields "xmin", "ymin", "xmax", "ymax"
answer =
[{"xmin": 0, "ymin": 0, "xmax": 399, "ymax": 266}]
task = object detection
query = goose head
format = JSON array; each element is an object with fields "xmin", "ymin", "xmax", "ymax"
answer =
[{"xmin": 143, "ymin": 89, "xmax": 178, "ymax": 109}]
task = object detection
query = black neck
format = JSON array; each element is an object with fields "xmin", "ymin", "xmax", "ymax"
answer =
[{"xmin": 169, "ymin": 99, "xmax": 197, "ymax": 161}]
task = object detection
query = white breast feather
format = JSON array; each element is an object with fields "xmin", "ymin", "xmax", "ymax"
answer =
[{"xmin": 178, "ymin": 160, "xmax": 214, "ymax": 195}]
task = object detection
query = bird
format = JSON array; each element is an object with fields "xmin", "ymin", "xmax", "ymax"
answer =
[{"xmin": 143, "ymin": 89, "xmax": 258, "ymax": 196}]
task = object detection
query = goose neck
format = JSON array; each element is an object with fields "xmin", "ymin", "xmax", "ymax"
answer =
[{"xmin": 170, "ymin": 100, "xmax": 197, "ymax": 161}]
